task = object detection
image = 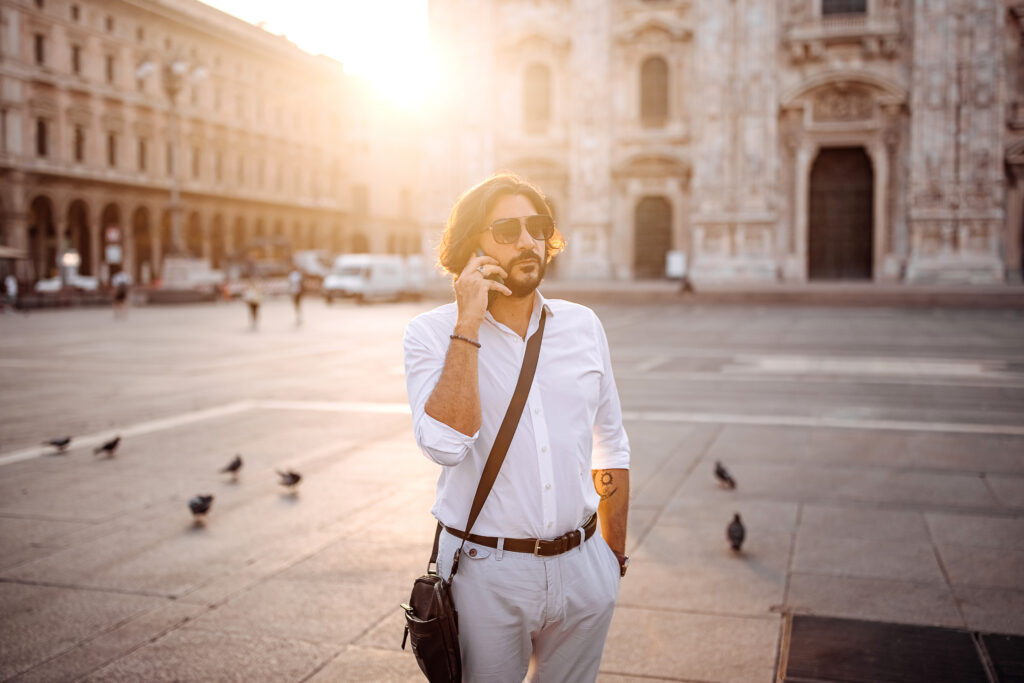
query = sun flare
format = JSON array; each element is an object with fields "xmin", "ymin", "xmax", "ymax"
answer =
[{"xmin": 201, "ymin": 0, "xmax": 438, "ymax": 108}]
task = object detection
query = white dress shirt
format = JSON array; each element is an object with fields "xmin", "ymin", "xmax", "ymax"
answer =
[{"xmin": 403, "ymin": 291, "xmax": 630, "ymax": 540}]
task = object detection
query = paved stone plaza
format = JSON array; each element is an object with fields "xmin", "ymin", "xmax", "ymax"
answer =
[{"xmin": 1, "ymin": 296, "xmax": 1023, "ymax": 682}]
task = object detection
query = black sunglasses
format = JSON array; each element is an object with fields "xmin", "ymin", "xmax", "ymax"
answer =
[{"xmin": 483, "ymin": 215, "xmax": 555, "ymax": 245}]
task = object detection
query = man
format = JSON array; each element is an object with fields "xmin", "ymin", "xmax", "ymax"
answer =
[
  {"xmin": 4, "ymin": 273, "xmax": 18, "ymax": 313},
  {"xmin": 404, "ymin": 173, "xmax": 630, "ymax": 682},
  {"xmin": 111, "ymin": 270, "xmax": 131, "ymax": 318},
  {"xmin": 288, "ymin": 268, "xmax": 303, "ymax": 326}
]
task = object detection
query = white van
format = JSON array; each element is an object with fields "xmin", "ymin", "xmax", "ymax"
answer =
[{"xmin": 323, "ymin": 254, "xmax": 424, "ymax": 302}]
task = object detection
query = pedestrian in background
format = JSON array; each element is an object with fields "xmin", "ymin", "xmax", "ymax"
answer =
[
  {"xmin": 111, "ymin": 270, "xmax": 131, "ymax": 318},
  {"xmin": 288, "ymin": 268, "xmax": 303, "ymax": 326},
  {"xmin": 243, "ymin": 278, "xmax": 262, "ymax": 331},
  {"xmin": 4, "ymin": 273, "xmax": 19, "ymax": 313},
  {"xmin": 403, "ymin": 172, "xmax": 631, "ymax": 681}
]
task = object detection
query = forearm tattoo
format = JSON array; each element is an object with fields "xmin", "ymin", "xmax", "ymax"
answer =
[{"xmin": 593, "ymin": 470, "xmax": 617, "ymax": 501}]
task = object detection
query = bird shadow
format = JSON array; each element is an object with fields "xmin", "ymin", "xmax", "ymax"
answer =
[
  {"xmin": 187, "ymin": 519, "xmax": 209, "ymax": 533},
  {"xmin": 221, "ymin": 478, "xmax": 240, "ymax": 487},
  {"xmin": 730, "ymin": 549, "xmax": 783, "ymax": 584},
  {"xmin": 278, "ymin": 490, "xmax": 300, "ymax": 504}
]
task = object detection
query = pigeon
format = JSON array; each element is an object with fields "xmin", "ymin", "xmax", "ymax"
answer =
[
  {"xmin": 277, "ymin": 469, "xmax": 301, "ymax": 489},
  {"xmin": 189, "ymin": 494, "xmax": 214, "ymax": 519},
  {"xmin": 43, "ymin": 436, "xmax": 71, "ymax": 453},
  {"xmin": 727, "ymin": 513, "xmax": 745, "ymax": 552},
  {"xmin": 220, "ymin": 454, "xmax": 243, "ymax": 479},
  {"xmin": 714, "ymin": 461, "xmax": 737, "ymax": 489},
  {"xmin": 93, "ymin": 436, "xmax": 121, "ymax": 457}
]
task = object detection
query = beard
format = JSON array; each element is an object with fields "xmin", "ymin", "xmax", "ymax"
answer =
[{"xmin": 502, "ymin": 250, "xmax": 546, "ymax": 298}]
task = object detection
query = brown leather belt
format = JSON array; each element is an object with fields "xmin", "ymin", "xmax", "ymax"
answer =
[{"xmin": 442, "ymin": 513, "xmax": 598, "ymax": 557}]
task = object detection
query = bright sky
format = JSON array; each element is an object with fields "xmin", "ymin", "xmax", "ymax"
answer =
[{"xmin": 200, "ymin": 0, "xmax": 435, "ymax": 106}]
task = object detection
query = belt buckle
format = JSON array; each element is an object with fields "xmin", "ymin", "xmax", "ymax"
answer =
[{"xmin": 533, "ymin": 539, "xmax": 544, "ymax": 556}]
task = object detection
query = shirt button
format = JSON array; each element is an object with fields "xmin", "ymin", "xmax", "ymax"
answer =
[
  {"xmin": 468, "ymin": 548, "xmax": 477, "ymax": 557},
  {"xmin": 545, "ymin": 483, "xmax": 551, "ymax": 490},
  {"xmin": 541, "ymin": 446, "xmax": 547, "ymax": 453},
  {"xmin": 534, "ymin": 408, "xmax": 540, "ymax": 414},
  {"xmin": 547, "ymin": 522, "xmax": 553, "ymax": 529}
]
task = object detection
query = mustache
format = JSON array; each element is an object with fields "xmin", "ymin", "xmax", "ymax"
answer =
[{"xmin": 510, "ymin": 251, "xmax": 542, "ymax": 266}]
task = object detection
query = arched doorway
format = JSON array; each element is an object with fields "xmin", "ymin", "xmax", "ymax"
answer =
[
  {"xmin": 132, "ymin": 207, "xmax": 153, "ymax": 284},
  {"xmin": 100, "ymin": 203, "xmax": 122, "ymax": 278},
  {"xmin": 633, "ymin": 196, "xmax": 671, "ymax": 278},
  {"xmin": 67, "ymin": 199, "xmax": 92, "ymax": 276},
  {"xmin": 808, "ymin": 147, "xmax": 873, "ymax": 280},
  {"xmin": 28, "ymin": 196, "xmax": 57, "ymax": 282}
]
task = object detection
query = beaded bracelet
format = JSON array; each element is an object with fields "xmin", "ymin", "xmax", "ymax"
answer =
[{"xmin": 450, "ymin": 334, "xmax": 481, "ymax": 349}]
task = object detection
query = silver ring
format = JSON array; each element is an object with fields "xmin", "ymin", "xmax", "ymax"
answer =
[{"xmin": 476, "ymin": 266, "xmax": 485, "ymax": 274}]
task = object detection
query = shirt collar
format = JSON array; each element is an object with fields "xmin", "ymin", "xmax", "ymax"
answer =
[{"xmin": 483, "ymin": 290, "xmax": 555, "ymax": 338}]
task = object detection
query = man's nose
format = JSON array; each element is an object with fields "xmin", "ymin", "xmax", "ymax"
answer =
[{"xmin": 514, "ymin": 219, "xmax": 539, "ymax": 250}]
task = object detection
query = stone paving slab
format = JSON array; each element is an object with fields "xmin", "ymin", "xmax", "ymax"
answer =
[
  {"xmin": 183, "ymin": 577, "xmax": 395, "ymax": 646},
  {"xmin": 0, "ymin": 516, "xmax": 93, "ymax": 572},
  {"xmin": 0, "ymin": 584, "xmax": 167, "ymax": 680},
  {"xmin": 935, "ymin": 545, "xmax": 1024, "ymax": 591},
  {"xmin": 619, "ymin": 522, "xmax": 792, "ymax": 616},
  {"xmin": 792, "ymin": 534, "xmax": 946, "ymax": 584},
  {"xmin": 2, "ymin": 302, "xmax": 1023, "ymax": 681},
  {"xmin": 785, "ymin": 572, "xmax": 963, "ymax": 629},
  {"xmin": 925, "ymin": 512, "xmax": 1024, "ymax": 549},
  {"xmin": 954, "ymin": 586, "xmax": 1024, "ymax": 635},
  {"xmin": 306, "ymin": 645, "xmax": 424, "ymax": 683},
  {"xmin": 599, "ymin": 608, "xmax": 780, "ymax": 683},
  {"xmin": 8, "ymin": 602, "xmax": 204, "ymax": 683},
  {"xmin": 80, "ymin": 628, "xmax": 336, "ymax": 683},
  {"xmin": 985, "ymin": 474, "xmax": 1024, "ymax": 508}
]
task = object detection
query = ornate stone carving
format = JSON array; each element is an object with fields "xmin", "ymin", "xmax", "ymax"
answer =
[
  {"xmin": 924, "ymin": 67, "xmax": 946, "ymax": 109},
  {"xmin": 786, "ymin": 0, "xmax": 809, "ymax": 21},
  {"xmin": 960, "ymin": 220, "xmax": 991, "ymax": 253},
  {"xmin": 812, "ymin": 86, "xmax": 873, "ymax": 122},
  {"xmin": 972, "ymin": 63, "xmax": 994, "ymax": 108}
]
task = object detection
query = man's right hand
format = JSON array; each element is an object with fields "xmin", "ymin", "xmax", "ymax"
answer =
[{"xmin": 454, "ymin": 254, "xmax": 510, "ymax": 333}]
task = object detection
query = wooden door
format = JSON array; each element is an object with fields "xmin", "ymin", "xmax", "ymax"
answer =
[{"xmin": 808, "ymin": 147, "xmax": 873, "ymax": 280}]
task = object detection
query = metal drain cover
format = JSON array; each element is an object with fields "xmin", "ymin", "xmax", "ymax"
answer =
[
  {"xmin": 781, "ymin": 615, "xmax": 990, "ymax": 683},
  {"xmin": 982, "ymin": 633, "xmax": 1024, "ymax": 683}
]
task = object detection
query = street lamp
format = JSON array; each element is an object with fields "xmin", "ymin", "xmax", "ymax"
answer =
[{"xmin": 136, "ymin": 57, "xmax": 207, "ymax": 257}]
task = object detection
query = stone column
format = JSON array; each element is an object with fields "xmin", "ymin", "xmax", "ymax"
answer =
[{"xmin": 567, "ymin": 0, "xmax": 613, "ymax": 279}]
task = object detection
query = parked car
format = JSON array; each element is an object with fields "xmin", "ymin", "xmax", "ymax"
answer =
[
  {"xmin": 323, "ymin": 254, "xmax": 424, "ymax": 303},
  {"xmin": 293, "ymin": 250, "xmax": 332, "ymax": 281},
  {"xmin": 34, "ymin": 273, "xmax": 99, "ymax": 293}
]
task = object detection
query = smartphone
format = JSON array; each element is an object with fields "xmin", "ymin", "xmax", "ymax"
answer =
[{"xmin": 476, "ymin": 249, "xmax": 504, "ymax": 286}]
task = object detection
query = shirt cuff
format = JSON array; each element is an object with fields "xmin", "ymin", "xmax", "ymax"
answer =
[{"xmin": 416, "ymin": 412, "xmax": 478, "ymax": 466}]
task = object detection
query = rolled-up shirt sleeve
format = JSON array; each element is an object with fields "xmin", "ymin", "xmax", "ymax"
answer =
[
  {"xmin": 403, "ymin": 316, "xmax": 478, "ymax": 466},
  {"xmin": 591, "ymin": 313, "xmax": 631, "ymax": 470}
]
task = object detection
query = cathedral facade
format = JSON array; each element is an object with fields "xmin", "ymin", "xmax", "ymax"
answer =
[{"xmin": 424, "ymin": 0, "xmax": 1023, "ymax": 284}]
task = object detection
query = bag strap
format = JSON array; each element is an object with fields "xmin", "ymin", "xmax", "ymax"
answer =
[{"xmin": 429, "ymin": 307, "xmax": 547, "ymax": 573}]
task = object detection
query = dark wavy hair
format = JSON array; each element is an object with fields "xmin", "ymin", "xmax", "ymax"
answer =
[{"xmin": 438, "ymin": 172, "xmax": 565, "ymax": 276}]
